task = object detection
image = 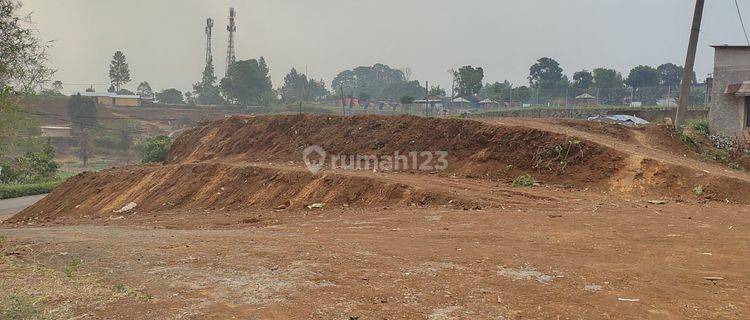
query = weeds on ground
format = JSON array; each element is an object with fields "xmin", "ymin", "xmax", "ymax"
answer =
[
  {"xmin": 0, "ymin": 235, "xmax": 6, "ymax": 244},
  {"xmin": 533, "ymin": 140, "xmax": 583, "ymax": 172},
  {"xmin": 512, "ymin": 175, "xmax": 535, "ymax": 187},
  {"xmin": 693, "ymin": 185, "xmax": 704, "ymax": 196},
  {"xmin": 63, "ymin": 259, "xmax": 82, "ymax": 278},
  {"xmin": 0, "ymin": 294, "xmax": 46, "ymax": 320}
]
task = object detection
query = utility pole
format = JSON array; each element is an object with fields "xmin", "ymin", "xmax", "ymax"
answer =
[
  {"xmin": 425, "ymin": 81, "xmax": 429, "ymax": 117},
  {"xmin": 340, "ymin": 85, "xmax": 345, "ymax": 116},
  {"xmin": 675, "ymin": 0, "xmax": 705, "ymax": 128}
]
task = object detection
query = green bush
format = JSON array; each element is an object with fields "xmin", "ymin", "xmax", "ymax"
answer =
[
  {"xmin": 0, "ymin": 179, "xmax": 64, "ymax": 200},
  {"xmin": 139, "ymin": 136, "xmax": 172, "ymax": 163},
  {"xmin": 685, "ymin": 118, "xmax": 709, "ymax": 136},
  {"xmin": 512, "ymin": 174, "xmax": 535, "ymax": 187},
  {"xmin": 0, "ymin": 294, "xmax": 45, "ymax": 320}
]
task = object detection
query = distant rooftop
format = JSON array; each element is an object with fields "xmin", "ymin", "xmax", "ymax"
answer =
[
  {"xmin": 71, "ymin": 91, "xmax": 141, "ymax": 99},
  {"xmin": 711, "ymin": 45, "xmax": 750, "ymax": 49}
]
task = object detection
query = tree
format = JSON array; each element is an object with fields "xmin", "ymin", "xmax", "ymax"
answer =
[
  {"xmin": 592, "ymin": 68, "xmax": 623, "ymax": 89},
  {"xmin": 78, "ymin": 128, "xmax": 93, "ymax": 167},
  {"xmin": 572, "ymin": 70, "xmax": 593, "ymax": 91},
  {"xmin": 192, "ymin": 54, "xmax": 225, "ymax": 105},
  {"xmin": 529, "ymin": 57, "xmax": 563, "ymax": 88},
  {"xmin": 281, "ymin": 67, "xmax": 308, "ymax": 101},
  {"xmin": 114, "ymin": 120, "xmax": 139, "ymax": 154},
  {"xmin": 511, "ymin": 86, "xmax": 532, "ymax": 103},
  {"xmin": 67, "ymin": 93, "xmax": 98, "ymax": 131},
  {"xmin": 657, "ymin": 63, "xmax": 696, "ymax": 86},
  {"xmin": 481, "ymin": 81, "xmax": 512, "ymax": 101},
  {"xmin": 331, "ymin": 64, "xmax": 407, "ymax": 99},
  {"xmin": 625, "ymin": 65, "xmax": 659, "ymax": 88},
  {"xmin": 453, "ymin": 66, "xmax": 484, "ymax": 97},
  {"xmin": 140, "ymin": 136, "xmax": 172, "ymax": 163},
  {"xmin": 220, "ymin": 59, "xmax": 272, "ymax": 106},
  {"xmin": 108, "ymin": 51, "xmax": 131, "ymax": 92},
  {"xmin": 116, "ymin": 88, "xmax": 134, "ymax": 95},
  {"xmin": 382, "ymin": 80, "xmax": 425, "ymax": 100},
  {"xmin": 156, "ymin": 88, "xmax": 184, "ymax": 104},
  {"xmin": 399, "ymin": 95, "xmax": 415, "ymax": 105},
  {"xmin": 137, "ymin": 81, "xmax": 154, "ymax": 98},
  {"xmin": 0, "ymin": 0, "xmax": 54, "ymax": 92},
  {"xmin": 1, "ymin": 0, "xmax": 54, "ymax": 153},
  {"xmin": 52, "ymin": 80, "xmax": 63, "ymax": 91},
  {"xmin": 429, "ymin": 85, "xmax": 446, "ymax": 97}
]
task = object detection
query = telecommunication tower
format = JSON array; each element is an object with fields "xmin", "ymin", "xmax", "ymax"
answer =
[{"xmin": 226, "ymin": 8, "xmax": 237, "ymax": 75}]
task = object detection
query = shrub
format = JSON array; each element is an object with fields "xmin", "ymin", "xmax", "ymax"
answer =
[
  {"xmin": 0, "ymin": 294, "xmax": 45, "ymax": 320},
  {"xmin": 139, "ymin": 136, "xmax": 172, "ymax": 163},
  {"xmin": 512, "ymin": 174, "xmax": 535, "ymax": 187},
  {"xmin": 693, "ymin": 185, "xmax": 704, "ymax": 196},
  {"xmin": 685, "ymin": 118, "xmax": 709, "ymax": 136},
  {"xmin": 0, "ymin": 179, "xmax": 64, "ymax": 200}
]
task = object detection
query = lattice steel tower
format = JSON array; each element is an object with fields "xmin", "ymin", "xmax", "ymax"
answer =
[
  {"xmin": 205, "ymin": 18, "xmax": 214, "ymax": 67},
  {"xmin": 226, "ymin": 8, "xmax": 237, "ymax": 75}
]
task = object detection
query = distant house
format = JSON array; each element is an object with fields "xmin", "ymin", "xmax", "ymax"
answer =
[
  {"xmin": 72, "ymin": 92, "xmax": 142, "ymax": 107},
  {"xmin": 40, "ymin": 126, "xmax": 72, "ymax": 138},
  {"xmin": 708, "ymin": 45, "xmax": 750, "ymax": 141},
  {"xmin": 574, "ymin": 93, "xmax": 596, "ymax": 106},
  {"xmin": 479, "ymin": 98, "xmax": 499, "ymax": 109}
]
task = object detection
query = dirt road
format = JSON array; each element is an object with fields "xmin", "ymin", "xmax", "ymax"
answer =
[
  {"xmin": 0, "ymin": 194, "xmax": 47, "ymax": 216},
  {"xmin": 1, "ymin": 193, "xmax": 747, "ymax": 319}
]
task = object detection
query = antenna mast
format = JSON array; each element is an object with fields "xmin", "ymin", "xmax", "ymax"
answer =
[
  {"xmin": 205, "ymin": 18, "xmax": 214, "ymax": 67},
  {"xmin": 226, "ymin": 8, "xmax": 237, "ymax": 75}
]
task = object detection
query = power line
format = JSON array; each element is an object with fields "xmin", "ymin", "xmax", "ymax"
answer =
[{"xmin": 735, "ymin": 0, "xmax": 750, "ymax": 45}]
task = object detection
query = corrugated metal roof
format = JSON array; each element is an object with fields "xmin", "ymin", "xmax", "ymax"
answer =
[
  {"xmin": 724, "ymin": 81, "xmax": 750, "ymax": 96},
  {"xmin": 71, "ymin": 92, "xmax": 141, "ymax": 99}
]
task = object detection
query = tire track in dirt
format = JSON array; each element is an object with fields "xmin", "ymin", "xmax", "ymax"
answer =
[{"xmin": 481, "ymin": 118, "xmax": 750, "ymax": 183}]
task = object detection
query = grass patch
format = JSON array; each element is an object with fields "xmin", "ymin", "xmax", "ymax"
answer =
[
  {"xmin": 0, "ymin": 235, "xmax": 6, "ymax": 244},
  {"xmin": 512, "ymin": 175, "xmax": 536, "ymax": 188},
  {"xmin": 0, "ymin": 294, "xmax": 46, "ymax": 320},
  {"xmin": 0, "ymin": 179, "xmax": 63, "ymax": 200},
  {"xmin": 693, "ymin": 185, "xmax": 704, "ymax": 196},
  {"xmin": 63, "ymin": 259, "xmax": 82, "ymax": 278}
]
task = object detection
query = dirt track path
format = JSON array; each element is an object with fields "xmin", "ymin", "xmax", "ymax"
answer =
[
  {"xmin": 481, "ymin": 118, "xmax": 750, "ymax": 183},
  {"xmin": 2, "ymin": 198, "xmax": 748, "ymax": 319}
]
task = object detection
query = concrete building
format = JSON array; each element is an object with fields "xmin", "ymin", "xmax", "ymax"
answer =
[
  {"xmin": 40, "ymin": 126, "xmax": 72, "ymax": 138},
  {"xmin": 708, "ymin": 45, "xmax": 750, "ymax": 141},
  {"xmin": 73, "ymin": 92, "xmax": 142, "ymax": 107}
]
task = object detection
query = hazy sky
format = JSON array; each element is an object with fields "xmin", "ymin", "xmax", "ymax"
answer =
[{"xmin": 20, "ymin": 0, "xmax": 750, "ymax": 93}]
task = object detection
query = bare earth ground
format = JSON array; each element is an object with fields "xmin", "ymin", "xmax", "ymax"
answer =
[{"xmin": 1, "ymin": 117, "xmax": 749, "ymax": 319}]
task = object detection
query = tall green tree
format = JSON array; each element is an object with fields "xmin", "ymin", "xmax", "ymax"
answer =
[
  {"xmin": 429, "ymin": 85, "xmax": 447, "ymax": 97},
  {"xmin": 481, "ymin": 81, "xmax": 512, "ymax": 101},
  {"xmin": 657, "ymin": 63, "xmax": 696, "ymax": 86},
  {"xmin": 572, "ymin": 70, "xmax": 593, "ymax": 91},
  {"xmin": 1, "ymin": 0, "xmax": 54, "ymax": 153},
  {"xmin": 108, "ymin": 51, "xmax": 131, "ymax": 92},
  {"xmin": 67, "ymin": 93, "xmax": 98, "ymax": 131},
  {"xmin": 331, "ymin": 64, "xmax": 407, "ymax": 99},
  {"xmin": 625, "ymin": 65, "xmax": 659, "ymax": 88},
  {"xmin": 156, "ymin": 88, "xmax": 184, "ymax": 104},
  {"xmin": 453, "ymin": 65, "xmax": 484, "ymax": 97},
  {"xmin": 529, "ymin": 57, "xmax": 563, "ymax": 88},
  {"xmin": 137, "ymin": 81, "xmax": 153, "ymax": 98},
  {"xmin": 192, "ymin": 56, "xmax": 224, "ymax": 105},
  {"xmin": 281, "ymin": 67, "xmax": 308, "ymax": 101},
  {"xmin": 592, "ymin": 68, "xmax": 623, "ymax": 89},
  {"xmin": 220, "ymin": 59, "xmax": 272, "ymax": 106}
]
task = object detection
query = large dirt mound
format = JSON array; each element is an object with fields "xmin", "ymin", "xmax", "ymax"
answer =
[
  {"xmin": 10, "ymin": 163, "xmax": 477, "ymax": 224},
  {"xmin": 168, "ymin": 115, "xmax": 624, "ymax": 186}
]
